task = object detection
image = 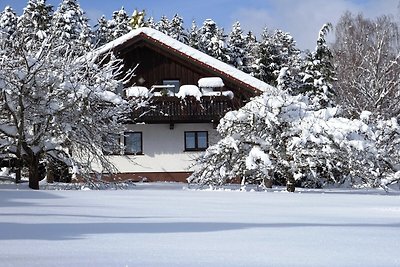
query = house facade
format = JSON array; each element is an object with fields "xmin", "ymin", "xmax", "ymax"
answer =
[{"xmin": 97, "ymin": 27, "xmax": 273, "ymax": 182}]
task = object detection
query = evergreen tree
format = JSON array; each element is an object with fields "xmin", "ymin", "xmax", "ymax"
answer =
[
  {"xmin": 169, "ymin": 14, "xmax": 187, "ymax": 44},
  {"xmin": 93, "ymin": 15, "xmax": 112, "ymax": 47},
  {"xmin": 227, "ymin": 21, "xmax": 247, "ymax": 70},
  {"xmin": 300, "ymin": 23, "xmax": 335, "ymax": 108},
  {"xmin": 52, "ymin": 0, "xmax": 93, "ymax": 55},
  {"xmin": 198, "ymin": 19, "xmax": 229, "ymax": 63},
  {"xmin": 254, "ymin": 28, "xmax": 300, "ymax": 85},
  {"xmin": 155, "ymin": 15, "xmax": 169, "ymax": 34},
  {"xmin": 0, "ymin": 6, "xmax": 17, "ymax": 38},
  {"xmin": 17, "ymin": 0, "xmax": 53, "ymax": 43},
  {"xmin": 109, "ymin": 7, "xmax": 131, "ymax": 40},
  {"xmin": 188, "ymin": 20, "xmax": 200, "ymax": 49},
  {"xmin": 242, "ymin": 31, "xmax": 259, "ymax": 75}
]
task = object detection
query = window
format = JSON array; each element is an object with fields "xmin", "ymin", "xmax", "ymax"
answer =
[
  {"xmin": 124, "ymin": 132, "xmax": 143, "ymax": 155},
  {"xmin": 103, "ymin": 133, "xmax": 121, "ymax": 155},
  {"xmin": 185, "ymin": 131, "xmax": 208, "ymax": 151},
  {"xmin": 163, "ymin": 79, "xmax": 180, "ymax": 94}
]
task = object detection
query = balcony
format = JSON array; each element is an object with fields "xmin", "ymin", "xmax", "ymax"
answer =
[{"xmin": 131, "ymin": 95, "xmax": 235, "ymax": 123}]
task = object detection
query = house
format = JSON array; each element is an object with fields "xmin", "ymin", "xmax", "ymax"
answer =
[{"xmin": 96, "ymin": 27, "xmax": 273, "ymax": 182}]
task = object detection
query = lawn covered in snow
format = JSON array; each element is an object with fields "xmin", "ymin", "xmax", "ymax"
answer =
[{"xmin": 1, "ymin": 183, "xmax": 400, "ymax": 267}]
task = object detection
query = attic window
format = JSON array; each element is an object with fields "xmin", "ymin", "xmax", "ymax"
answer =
[{"xmin": 163, "ymin": 79, "xmax": 180, "ymax": 94}]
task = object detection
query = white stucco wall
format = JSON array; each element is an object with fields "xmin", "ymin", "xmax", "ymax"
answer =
[{"xmin": 105, "ymin": 123, "xmax": 219, "ymax": 173}]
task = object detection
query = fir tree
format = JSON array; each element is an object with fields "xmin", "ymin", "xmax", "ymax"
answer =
[
  {"xmin": 198, "ymin": 19, "xmax": 229, "ymax": 63},
  {"xmin": 52, "ymin": 0, "xmax": 93, "ymax": 55},
  {"xmin": 169, "ymin": 14, "xmax": 188, "ymax": 44},
  {"xmin": 300, "ymin": 23, "xmax": 335, "ymax": 108},
  {"xmin": 227, "ymin": 21, "xmax": 247, "ymax": 70},
  {"xmin": 155, "ymin": 15, "xmax": 169, "ymax": 34},
  {"xmin": 17, "ymin": 0, "xmax": 53, "ymax": 43},
  {"xmin": 0, "ymin": 6, "xmax": 17, "ymax": 38},
  {"xmin": 188, "ymin": 20, "xmax": 200, "ymax": 49},
  {"xmin": 93, "ymin": 15, "xmax": 112, "ymax": 47},
  {"xmin": 254, "ymin": 28, "xmax": 300, "ymax": 85},
  {"xmin": 109, "ymin": 7, "xmax": 131, "ymax": 40}
]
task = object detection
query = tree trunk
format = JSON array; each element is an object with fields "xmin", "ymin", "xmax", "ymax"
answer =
[
  {"xmin": 15, "ymin": 159, "xmax": 22, "ymax": 184},
  {"xmin": 46, "ymin": 159, "xmax": 54, "ymax": 183},
  {"xmin": 286, "ymin": 174, "xmax": 296, "ymax": 192},
  {"xmin": 28, "ymin": 156, "xmax": 40, "ymax": 190}
]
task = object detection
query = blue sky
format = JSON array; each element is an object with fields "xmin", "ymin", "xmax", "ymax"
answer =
[{"xmin": 2, "ymin": 0, "xmax": 399, "ymax": 50}]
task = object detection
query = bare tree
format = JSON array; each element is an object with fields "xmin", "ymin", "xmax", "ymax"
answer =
[{"xmin": 332, "ymin": 12, "xmax": 400, "ymax": 119}]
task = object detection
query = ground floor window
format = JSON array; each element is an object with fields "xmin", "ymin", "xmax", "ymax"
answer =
[
  {"xmin": 184, "ymin": 131, "xmax": 208, "ymax": 151},
  {"xmin": 124, "ymin": 132, "xmax": 143, "ymax": 155},
  {"xmin": 103, "ymin": 133, "xmax": 121, "ymax": 155}
]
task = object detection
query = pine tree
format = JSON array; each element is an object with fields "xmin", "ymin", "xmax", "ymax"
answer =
[
  {"xmin": 227, "ymin": 21, "xmax": 247, "ymax": 70},
  {"xmin": 169, "ymin": 14, "xmax": 187, "ymax": 44},
  {"xmin": 93, "ymin": 15, "xmax": 112, "ymax": 47},
  {"xmin": 300, "ymin": 23, "xmax": 335, "ymax": 108},
  {"xmin": 52, "ymin": 0, "xmax": 93, "ymax": 55},
  {"xmin": 242, "ymin": 31, "xmax": 259, "ymax": 75},
  {"xmin": 254, "ymin": 28, "xmax": 300, "ymax": 85},
  {"xmin": 198, "ymin": 19, "xmax": 229, "ymax": 63},
  {"xmin": 155, "ymin": 15, "xmax": 169, "ymax": 34},
  {"xmin": 109, "ymin": 7, "xmax": 131, "ymax": 40},
  {"xmin": 0, "ymin": 6, "xmax": 17, "ymax": 38},
  {"xmin": 17, "ymin": 0, "xmax": 53, "ymax": 44},
  {"xmin": 188, "ymin": 20, "xmax": 200, "ymax": 49}
]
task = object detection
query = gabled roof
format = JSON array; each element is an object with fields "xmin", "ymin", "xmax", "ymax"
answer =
[{"xmin": 96, "ymin": 27, "xmax": 274, "ymax": 94}]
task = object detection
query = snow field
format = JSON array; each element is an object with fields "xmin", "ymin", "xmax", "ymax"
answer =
[{"xmin": 0, "ymin": 184, "xmax": 400, "ymax": 267}]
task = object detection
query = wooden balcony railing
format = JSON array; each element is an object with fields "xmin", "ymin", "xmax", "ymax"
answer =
[{"xmin": 131, "ymin": 96, "xmax": 235, "ymax": 123}]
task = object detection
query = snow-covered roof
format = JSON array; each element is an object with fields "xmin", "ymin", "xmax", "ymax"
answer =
[{"xmin": 96, "ymin": 27, "xmax": 274, "ymax": 93}]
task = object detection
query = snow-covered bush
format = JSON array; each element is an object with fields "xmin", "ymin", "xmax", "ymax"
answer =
[{"xmin": 188, "ymin": 88, "xmax": 389, "ymax": 191}]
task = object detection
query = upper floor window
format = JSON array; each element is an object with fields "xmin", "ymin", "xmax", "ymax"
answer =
[
  {"xmin": 163, "ymin": 79, "xmax": 180, "ymax": 94},
  {"xmin": 184, "ymin": 131, "xmax": 208, "ymax": 151},
  {"xmin": 124, "ymin": 132, "xmax": 143, "ymax": 155}
]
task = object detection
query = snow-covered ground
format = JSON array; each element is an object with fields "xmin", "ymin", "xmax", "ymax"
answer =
[{"xmin": 1, "ymin": 183, "xmax": 400, "ymax": 267}]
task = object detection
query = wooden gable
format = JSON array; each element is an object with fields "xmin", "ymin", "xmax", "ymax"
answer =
[{"xmin": 112, "ymin": 33, "xmax": 260, "ymax": 103}]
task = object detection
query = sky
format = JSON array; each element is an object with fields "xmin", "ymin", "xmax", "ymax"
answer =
[{"xmin": 1, "ymin": 0, "xmax": 399, "ymax": 50}]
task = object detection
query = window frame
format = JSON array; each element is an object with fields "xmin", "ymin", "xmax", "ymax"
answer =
[
  {"xmin": 163, "ymin": 79, "xmax": 180, "ymax": 94},
  {"xmin": 103, "ymin": 133, "xmax": 122, "ymax": 155},
  {"xmin": 124, "ymin": 131, "xmax": 143, "ymax": 155},
  {"xmin": 184, "ymin": 131, "xmax": 208, "ymax": 152}
]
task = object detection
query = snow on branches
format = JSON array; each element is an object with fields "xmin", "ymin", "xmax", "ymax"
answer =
[{"xmin": 189, "ymin": 88, "xmax": 399, "ymax": 191}]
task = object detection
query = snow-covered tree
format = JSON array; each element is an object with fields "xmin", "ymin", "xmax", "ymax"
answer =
[
  {"xmin": 299, "ymin": 23, "xmax": 335, "ymax": 108},
  {"xmin": 0, "ymin": 22, "xmax": 139, "ymax": 189},
  {"xmin": 17, "ymin": 0, "xmax": 53, "ymax": 43},
  {"xmin": 198, "ymin": 19, "xmax": 230, "ymax": 63},
  {"xmin": 168, "ymin": 14, "xmax": 188, "ymax": 44},
  {"xmin": 227, "ymin": 21, "xmax": 247, "ymax": 70},
  {"xmin": 333, "ymin": 12, "xmax": 400, "ymax": 119},
  {"xmin": 155, "ymin": 15, "xmax": 169, "ymax": 35},
  {"xmin": 188, "ymin": 20, "xmax": 200, "ymax": 49},
  {"xmin": 189, "ymin": 88, "xmax": 383, "ymax": 191},
  {"xmin": 129, "ymin": 9, "xmax": 146, "ymax": 29},
  {"xmin": 0, "ymin": 6, "xmax": 17, "ymax": 39},
  {"xmin": 109, "ymin": 7, "xmax": 131, "ymax": 40},
  {"xmin": 254, "ymin": 28, "xmax": 301, "ymax": 85},
  {"xmin": 93, "ymin": 15, "xmax": 112, "ymax": 48},
  {"xmin": 51, "ymin": 0, "xmax": 93, "ymax": 55}
]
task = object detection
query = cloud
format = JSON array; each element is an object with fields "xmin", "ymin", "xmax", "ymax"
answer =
[{"xmin": 231, "ymin": 0, "xmax": 399, "ymax": 50}]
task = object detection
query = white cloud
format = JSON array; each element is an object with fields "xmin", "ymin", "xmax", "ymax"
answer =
[{"xmin": 231, "ymin": 0, "xmax": 399, "ymax": 50}]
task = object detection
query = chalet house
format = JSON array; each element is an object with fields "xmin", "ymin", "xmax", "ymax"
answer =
[{"xmin": 97, "ymin": 27, "xmax": 273, "ymax": 182}]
